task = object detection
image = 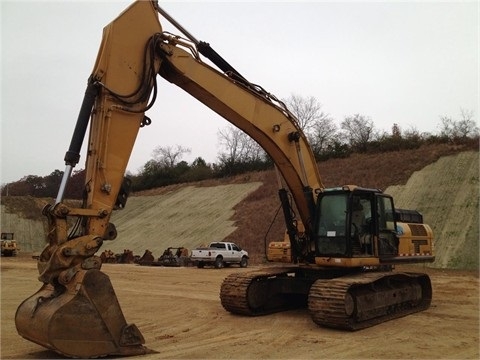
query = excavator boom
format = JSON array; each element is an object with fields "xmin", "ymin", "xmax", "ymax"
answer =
[{"xmin": 15, "ymin": 2, "xmax": 163, "ymax": 357}]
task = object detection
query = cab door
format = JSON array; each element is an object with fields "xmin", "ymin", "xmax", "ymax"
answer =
[
  {"xmin": 224, "ymin": 243, "xmax": 233, "ymax": 262},
  {"xmin": 230, "ymin": 243, "xmax": 242, "ymax": 262},
  {"xmin": 375, "ymin": 194, "xmax": 399, "ymax": 257}
]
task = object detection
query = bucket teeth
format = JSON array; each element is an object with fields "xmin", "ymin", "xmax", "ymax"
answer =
[
  {"xmin": 120, "ymin": 324, "xmax": 145, "ymax": 346},
  {"xmin": 15, "ymin": 269, "xmax": 146, "ymax": 358}
]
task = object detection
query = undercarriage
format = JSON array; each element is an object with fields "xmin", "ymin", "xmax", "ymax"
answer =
[{"xmin": 220, "ymin": 266, "xmax": 432, "ymax": 330}]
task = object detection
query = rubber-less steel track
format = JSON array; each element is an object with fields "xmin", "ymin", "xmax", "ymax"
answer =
[
  {"xmin": 308, "ymin": 272, "xmax": 432, "ymax": 330},
  {"xmin": 221, "ymin": 268, "xmax": 432, "ymax": 331},
  {"xmin": 220, "ymin": 267, "xmax": 311, "ymax": 316}
]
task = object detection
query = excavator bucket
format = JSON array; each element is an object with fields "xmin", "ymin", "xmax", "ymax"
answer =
[{"xmin": 15, "ymin": 269, "xmax": 146, "ymax": 358}]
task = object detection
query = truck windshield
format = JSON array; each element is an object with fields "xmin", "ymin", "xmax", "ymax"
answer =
[{"xmin": 315, "ymin": 193, "xmax": 348, "ymax": 256}]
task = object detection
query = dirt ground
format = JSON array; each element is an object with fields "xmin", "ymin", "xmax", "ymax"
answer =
[{"xmin": 1, "ymin": 254, "xmax": 479, "ymax": 359}]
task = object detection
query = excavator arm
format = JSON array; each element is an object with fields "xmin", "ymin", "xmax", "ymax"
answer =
[
  {"xmin": 16, "ymin": 1, "xmax": 323, "ymax": 357},
  {"xmin": 157, "ymin": 36, "xmax": 323, "ymax": 232}
]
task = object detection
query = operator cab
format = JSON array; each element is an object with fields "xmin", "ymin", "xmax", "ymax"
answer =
[{"xmin": 313, "ymin": 186, "xmax": 399, "ymax": 267}]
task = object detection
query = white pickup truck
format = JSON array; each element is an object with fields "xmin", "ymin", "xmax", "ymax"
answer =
[{"xmin": 190, "ymin": 242, "xmax": 249, "ymax": 269}]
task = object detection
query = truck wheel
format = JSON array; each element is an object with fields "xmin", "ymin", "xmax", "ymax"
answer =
[
  {"xmin": 214, "ymin": 257, "xmax": 224, "ymax": 269},
  {"xmin": 240, "ymin": 256, "xmax": 248, "ymax": 268}
]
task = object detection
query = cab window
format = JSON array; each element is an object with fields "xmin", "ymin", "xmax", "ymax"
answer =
[{"xmin": 316, "ymin": 193, "xmax": 348, "ymax": 255}]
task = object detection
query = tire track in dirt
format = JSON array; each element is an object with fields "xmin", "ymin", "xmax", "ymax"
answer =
[{"xmin": 2, "ymin": 258, "xmax": 478, "ymax": 359}]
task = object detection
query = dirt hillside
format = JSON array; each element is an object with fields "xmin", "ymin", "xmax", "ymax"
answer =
[
  {"xmin": 108, "ymin": 183, "xmax": 261, "ymax": 256},
  {"xmin": 386, "ymin": 151, "xmax": 479, "ymax": 269},
  {"xmin": 1, "ymin": 145, "xmax": 478, "ymax": 269},
  {"xmin": 0, "ymin": 197, "xmax": 47, "ymax": 253}
]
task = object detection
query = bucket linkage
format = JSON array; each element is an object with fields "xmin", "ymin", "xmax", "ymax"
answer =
[{"xmin": 15, "ymin": 208, "xmax": 146, "ymax": 358}]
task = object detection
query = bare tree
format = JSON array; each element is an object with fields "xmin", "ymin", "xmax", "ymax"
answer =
[
  {"xmin": 439, "ymin": 109, "xmax": 478, "ymax": 140},
  {"xmin": 341, "ymin": 114, "xmax": 376, "ymax": 152},
  {"xmin": 284, "ymin": 94, "xmax": 330, "ymax": 133},
  {"xmin": 439, "ymin": 116, "xmax": 456, "ymax": 139},
  {"xmin": 392, "ymin": 123, "xmax": 402, "ymax": 138},
  {"xmin": 458, "ymin": 109, "xmax": 479, "ymax": 137},
  {"xmin": 217, "ymin": 125, "xmax": 265, "ymax": 164},
  {"xmin": 309, "ymin": 117, "xmax": 338, "ymax": 155},
  {"xmin": 152, "ymin": 145, "xmax": 191, "ymax": 168},
  {"xmin": 284, "ymin": 94, "xmax": 338, "ymax": 156},
  {"xmin": 403, "ymin": 125, "xmax": 424, "ymax": 142}
]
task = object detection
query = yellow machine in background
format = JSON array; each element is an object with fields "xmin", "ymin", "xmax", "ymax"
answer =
[
  {"xmin": 1, "ymin": 232, "xmax": 18, "ymax": 256},
  {"xmin": 267, "ymin": 222, "xmax": 305, "ymax": 263},
  {"xmin": 267, "ymin": 233, "xmax": 292, "ymax": 263},
  {"xmin": 15, "ymin": 1, "xmax": 434, "ymax": 358}
]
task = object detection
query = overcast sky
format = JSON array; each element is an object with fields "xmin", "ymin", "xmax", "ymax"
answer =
[{"xmin": 1, "ymin": 0, "xmax": 478, "ymax": 185}]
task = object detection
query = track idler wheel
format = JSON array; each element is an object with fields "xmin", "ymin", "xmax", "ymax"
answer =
[{"xmin": 15, "ymin": 269, "xmax": 146, "ymax": 358}]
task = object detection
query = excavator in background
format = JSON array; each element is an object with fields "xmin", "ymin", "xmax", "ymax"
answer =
[{"xmin": 15, "ymin": 1, "xmax": 435, "ymax": 358}]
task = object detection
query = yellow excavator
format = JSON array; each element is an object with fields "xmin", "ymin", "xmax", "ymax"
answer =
[{"xmin": 15, "ymin": 1, "xmax": 435, "ymax": 358}]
